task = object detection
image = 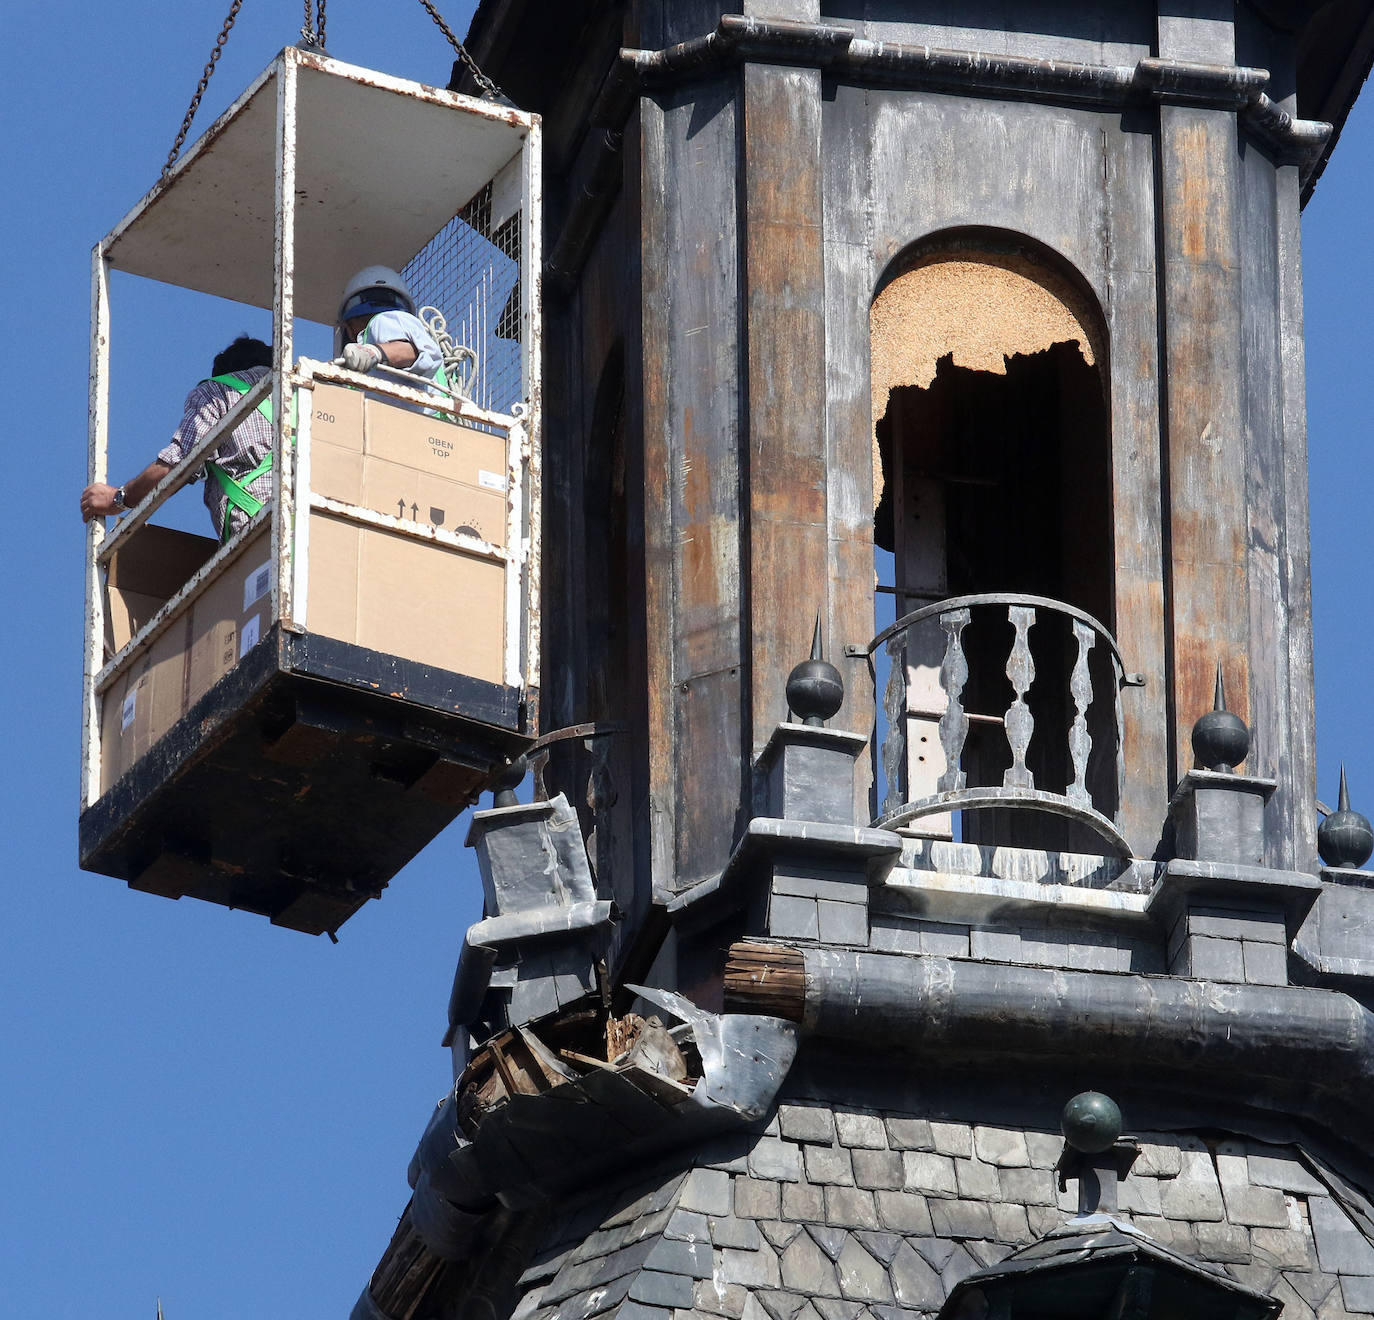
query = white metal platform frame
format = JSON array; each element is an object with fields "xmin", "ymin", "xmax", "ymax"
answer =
[{"xmin": 82, "ymin": 46, "xmax": 542, "ymax": 810}]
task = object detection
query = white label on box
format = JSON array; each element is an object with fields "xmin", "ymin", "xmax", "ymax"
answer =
[
  {"xmin": 243, "ymin": 561, "xmax": 272, "ymax": 611},
  {"xmin": 240, "ymin": 613, "xmax": 261, "ymax": 657},
  {"xmin": 121, "ymin": 689, "xmax": 137, "ymax": 731},
  {"xmin": 478, "ymin": 469, "xmax": 507, "ymax": 493}
]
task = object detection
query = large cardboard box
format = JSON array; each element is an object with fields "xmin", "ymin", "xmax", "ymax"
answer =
[
  {"xmin": 184, "ymin": 526, "xmax": 274, "ymax": 711},
  {"xmin": 307, "ymin": 511, "xmax": 507, "ymax": 686},
  {"xmin": 308, "ymin": 384, "xmax": 509, "ymax": 546},
  {"xmin": 104, "ymin": 524, "xmax": 217, "ymax": 654},
  {"xmin": 99, "ymin": 620, "xmax": 188, "ymax": 792},
  {"xmin": 95, "ymin": 384, "xmax": 517, "ymax": 795},
  {"xmin": 99, "ymin": 524, "xmax": 274, "ymax": 794},
  {"xmin": 303, "ymin": 387, "xmax": 511, "ymax": 686},
  {"xmin": 363, "ymin": 397, "xmax": 509, "ymax": 497}
]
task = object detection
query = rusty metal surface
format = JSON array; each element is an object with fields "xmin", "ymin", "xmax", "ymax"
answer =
[
  {"xmin": 104, "ymin": 47, "xmax": 535, "ymax": 324},
  {"xmin": 271, "ymin": 55, "xmax": 298, "ymax": 633},
  {"xmin": 82, "ymin": 249, "xmax": 111, "ymax": 808}
]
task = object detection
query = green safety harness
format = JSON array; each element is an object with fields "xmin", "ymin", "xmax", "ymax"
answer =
[{"xmin": 204, "ymin": 373, "xmax": 277, "ymax": 542}]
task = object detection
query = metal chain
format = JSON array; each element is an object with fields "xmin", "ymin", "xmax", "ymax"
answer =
[
  {"xmin": 300, "ymin": 0, "xmax": 326, "ymax": 48},
  {"xmin": 163, "ymin": 0, "xmax": 246, "ymax": 179},
  {"xmin": 414, "ymin": 0, "xmax": 510, "ymax": 102}
]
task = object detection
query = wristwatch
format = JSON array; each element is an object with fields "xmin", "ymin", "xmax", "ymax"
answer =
[{"xmin": 113, "ymin": 486, "xmax": 128, "ymax": 511}]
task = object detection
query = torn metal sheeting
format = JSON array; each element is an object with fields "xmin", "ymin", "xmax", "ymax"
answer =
[{"xmin": 405, "ymin": 1000, "xmax": 796, "ymax": 1260}]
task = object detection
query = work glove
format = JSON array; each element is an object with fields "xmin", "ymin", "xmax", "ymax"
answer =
[{"xmin": 340, "ymin": 341, "xmax": 385, "ymax": 373}]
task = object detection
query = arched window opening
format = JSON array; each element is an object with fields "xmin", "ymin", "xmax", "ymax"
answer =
[{"xmin": 870, "ymin": 240, "xmax": 1119, "ymax": 854}]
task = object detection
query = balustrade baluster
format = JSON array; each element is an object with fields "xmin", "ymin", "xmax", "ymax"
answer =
[
  {"xmin": 1003, "ymin": 605, "xmax": 1037, "ymax": 789},
  {"xmin": 882, "ymin": 633, "xmax": 907, "ymax": 819},
  {"xmin": 1067, "ymin": 618, "xmax": 1095, "ymax": 806},
  {"xmin": 937, "ymin": 607, "xmax": 971, "ymax": 793}
]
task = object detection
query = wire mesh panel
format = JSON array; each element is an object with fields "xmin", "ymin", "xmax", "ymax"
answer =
[{"xmin": 403, "ymin": 182, "xmax": 524, "ymax": 417}]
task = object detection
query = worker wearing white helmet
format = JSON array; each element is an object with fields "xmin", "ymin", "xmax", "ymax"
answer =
[{"xmin": 336, "ymin": 265, "xmax": 450, "ymax": 402}]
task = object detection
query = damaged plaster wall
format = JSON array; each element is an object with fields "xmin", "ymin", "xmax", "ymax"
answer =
[{"xmin": 869, "ymin": 250, "xmax": 1104, "ymax": 503}]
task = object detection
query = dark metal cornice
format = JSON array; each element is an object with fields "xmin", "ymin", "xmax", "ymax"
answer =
[
  {"xmin": 622, "ymin": 15, "xmax": 1330, "ymax": 161},
  {"xmin": 546, "ymin": 14, "xmax": 1331, "ymax": 290},
  {"xmin": 793, "ymin": 945, "xmax": 1374, "ymax": 1148}
]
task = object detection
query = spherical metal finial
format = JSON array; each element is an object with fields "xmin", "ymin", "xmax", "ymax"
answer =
[
  {"xmin": 786, "ymin": 613, "xmax": 844, "ymax": 727},
  {"xmin": 1319, "ymin": 765, "xmax": 1374, "ymax": 869},
  {"xmin": 1191, "ymin": 661, "xmax": 1250, "ymax": 772},
  {"xmin": 491, "ymin": 754, "xmax": 528, "ymax": 808},
  {"xmin": 1061, "ymin": 1091, "xmax": 1123, "ymax": 1154}
]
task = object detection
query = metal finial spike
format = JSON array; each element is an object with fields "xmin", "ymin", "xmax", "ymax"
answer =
[
  {"xmin": 1319, "ymin": 763, "xmax": 1374, "ymax": 869},
  {"xmin": 786, "ymin": 612, "xmax": 844, "ymax": 727},
  {"xmin": 1191, "ymin": 659, "xmax": 1249, "ymax": 772}
]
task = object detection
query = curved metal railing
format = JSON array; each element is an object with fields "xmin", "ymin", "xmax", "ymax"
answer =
[{"xmin": 866, "ymin": 592, "xmax": 1130, "ymax": 855}]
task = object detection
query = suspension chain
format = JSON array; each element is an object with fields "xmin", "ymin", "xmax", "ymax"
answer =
[
  {"xmin": 414, "ymin": 0, "xmax": 510, "ymax": 102},
  {"xmin": 163, "ymin": 0, "xmax": 246, "ymax": 179},
  {"xmin": 301, "ymin": 0, "xmax": 326, "ymax": 48}
]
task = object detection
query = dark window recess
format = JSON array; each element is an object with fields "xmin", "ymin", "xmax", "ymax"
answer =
[{"xmin": 875, "ymin": 340, "xmax": 1115, "ymax": 852}]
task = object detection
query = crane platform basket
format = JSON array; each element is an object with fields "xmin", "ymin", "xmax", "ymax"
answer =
[{"xmin": 79, "ymin": 47, "xmax": 542, "ymax": 935}]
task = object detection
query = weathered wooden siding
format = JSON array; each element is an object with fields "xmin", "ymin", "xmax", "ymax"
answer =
[
  {"xmin": 827, "ymin": 86, "xmax": 1171, "ymax": 854},
  {"xmin": 640, "ymin": 78, "xmax": 747, "ymax": 892},
  {"xmin": 1157, "ymin": 99, "xmax": 1252, "ymax": 804},
  {"xmin": 538, "ymin": 0, "xmax": 1325, "ymax": 898},
  {"xmin": 742, "ymin": 62, "xmax": 830, "ymax": 747}
]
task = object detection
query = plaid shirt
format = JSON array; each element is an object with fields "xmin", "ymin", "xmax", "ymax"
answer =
[{"xmin": 157, "ymin": 367, "xmax": 273, "ymax": 538}]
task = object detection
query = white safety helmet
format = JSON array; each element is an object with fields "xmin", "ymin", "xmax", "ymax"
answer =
[{"xmin": 338, "ymin": 265, "xmax": 417, "ymax": 324}]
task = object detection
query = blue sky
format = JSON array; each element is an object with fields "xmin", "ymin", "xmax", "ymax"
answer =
[{"xmin": 4, "ymin": 6, "xmax": 1374, "ymax": 1318}]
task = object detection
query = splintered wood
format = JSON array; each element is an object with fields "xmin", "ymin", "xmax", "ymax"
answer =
[
  {"xmin": 723, "ymin": 942, "xmax": 807, "ymax": 1021},
  {"xmin": 460, "ymin": 1008, "xmax": 698, "ymax": 1128},
  {"xmin": 367, "ymin": 1202, "xmax": 451, "ymax": 1320}
]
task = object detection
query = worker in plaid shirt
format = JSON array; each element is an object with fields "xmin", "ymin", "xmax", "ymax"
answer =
[{"xmin": 80, "ymin": 336, "xmax": 274, "ymax": 540}]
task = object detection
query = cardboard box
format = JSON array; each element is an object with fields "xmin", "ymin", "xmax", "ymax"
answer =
[
  {"xmin": 185, "ymin": 526, "xmax": 273, "ymax": 711},
  {"xmin": 99, "ymin": 525, "xmax": 274, "ymax": 794},
  {"xmin": 308, "ymin": 386, "xmax": 510, "ymax": 546},
  {"xmin": 307, "ymin": 381, "xmax": 364, "ymax": 449},
  {"xmin": 361, "ymin": 455, "xmax": 507, "ymax": 545},
  {"xmin": 363, "ymin": 398, "xmax": 509, "ymax": 493},
  {"xmin": 104, "ymin": 523, "xmax": 217, "ymax": 653},
  {"xmin": 95, "ymin": 383, "xmax": 519, "ymax": 796},
  {"xmin": 99, "ymin": 620, "xmax": 189, "ymax": 792},
  {"xmin": 307, "ymin": 511, "xmax": 506, "ymax": 685}
]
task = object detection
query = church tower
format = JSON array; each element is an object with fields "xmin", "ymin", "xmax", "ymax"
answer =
[{"xmin": 353, "ymin": 6, "xmax": 1374, "ymax": 1320}]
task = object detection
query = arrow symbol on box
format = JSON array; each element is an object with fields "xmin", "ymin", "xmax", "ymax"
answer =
[
  {"xmin": 397, "ymin": 498, "xmax": 406, "ymax": 518},
  {"xmin": 410, "ymin": 502, "xmax": 419, "ymax": 520}
]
